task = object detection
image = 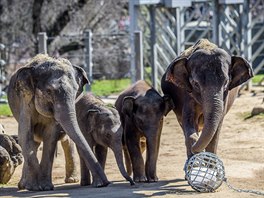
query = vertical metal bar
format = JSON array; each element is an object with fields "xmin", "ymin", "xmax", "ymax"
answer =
[
  {"xmin": 134, "ymin": 31, "xmax": 144, "ymax": 81},
  {"xmin": 150, "ymin": 5, "xmax": 157, "ymax": 89},
  {"xmin": 84, "ymin": 30, "xmax": 93, "ymax": 92},
  {"xmin": 129, "ymin": 0, "xmax": 138, "ymax": 84},
  {"xmin": 153, "ymin": 44, "xmax": 158, "ymax": 90},
  {"xmin": 213, "ymin": 0, "xmax": 220, "ymax": 45},
  {"xmin": 38, "ymin": 32, "xmax": 47, "ymax": 54},
  {"xmin": 178, "ymin": 7, "xmax": 185, "ymax": 52},
  {"xmin": 243, "ymin": 0, "xmax": 252, "ymax": 90},
  {"xmin": 176, "ymin": 7, "xmax": 181, "ymax": 56}
]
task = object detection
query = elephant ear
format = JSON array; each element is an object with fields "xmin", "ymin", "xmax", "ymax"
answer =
[
  {"xmin": 122, "ymin": 96, "xmax": 135, "ymax": 118},
  {"xmin": 162, "ymin": 95, "xmax": 174, "ymax": 116},
  {"xmin": 165, "ymin": 57, "xmax": 192, "ymax": 92},
  {"xmin": 73, "ymin": 65, "xmax": 90, "ymax": 89},
  {"xmin": 229, "ymin": 56, "xmax": 254, "ymax": 90},
  {"xmin": 15, "ymin": 67, "xmax": 34, "ymax": 98}
]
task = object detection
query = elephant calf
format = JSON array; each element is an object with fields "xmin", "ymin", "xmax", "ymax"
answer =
[
  {"xmin": 76, "ymin": 93, "xmax": 134, "ymax": 186},
  {"xmin": 115, "ymin": 80, "xmax": 174, "ymax": 183},
  {"xmin": 0, "ymin": 133, "xmax": 23, "ymax": 184}
]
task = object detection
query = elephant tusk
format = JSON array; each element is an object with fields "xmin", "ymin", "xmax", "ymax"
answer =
[{"xmin": 75, "ymin": 92, "xmax": 84, "ymax": 103}]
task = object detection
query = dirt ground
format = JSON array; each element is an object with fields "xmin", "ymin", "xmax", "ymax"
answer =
[{"xmin": 0, "ymin": 88, "xmax": 263, "ymax": 198}]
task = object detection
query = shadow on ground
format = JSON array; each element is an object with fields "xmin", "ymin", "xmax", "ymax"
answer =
[{"xmin": 0, "ymin": 178, "xmax": 197, "ymax": 198}]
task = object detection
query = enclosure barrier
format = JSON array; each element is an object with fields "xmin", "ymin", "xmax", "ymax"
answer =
[{"xmin": 129, "ymin": 0, "xmax": 264, "ymax": 90}]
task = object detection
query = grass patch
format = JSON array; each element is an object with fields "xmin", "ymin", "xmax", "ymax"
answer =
[
  {"xmin": 91, "ymin": 78, "xmax": 131, "ymax": 96},
  {"xmin": 0, "ymin": 103, "xmax": 12, "ymax": 116},
  {"xmin": 252, "ymin": 74, "xmax": 264, "ymax": 84}
]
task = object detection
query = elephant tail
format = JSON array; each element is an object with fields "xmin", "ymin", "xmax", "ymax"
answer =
[{"xmin": 123, "ymin": 145, "xmax": 132, "ymax": 176}]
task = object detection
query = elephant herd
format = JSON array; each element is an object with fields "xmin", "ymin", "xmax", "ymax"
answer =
[{"xmin": 3, "ymin": 39, "xmax": 253, "ymax": 191}]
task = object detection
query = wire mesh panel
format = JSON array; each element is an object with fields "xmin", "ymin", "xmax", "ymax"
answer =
[
  {"xmin": 218, "ymin": 3, "xmax": 244, "ymax": 55},
  {"xmin": 247, "ymin": 0, "xmax": 264, "ymax": 73},
  {"xmin": 179, "ymin": 1, "xmax": 213, "ymax": 50}
]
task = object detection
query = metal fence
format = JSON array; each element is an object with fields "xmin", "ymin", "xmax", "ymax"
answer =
[
  {"xmin": 38, "ymin": 31, "xmax": 130, "ymax": 90},
  {"xmin": 129, "ymin": 0, "xmax": 264, "ymax": 90}
]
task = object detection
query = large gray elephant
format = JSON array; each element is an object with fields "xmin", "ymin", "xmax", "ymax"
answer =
[
  {"xmin": 115, "ymin": 80, "xmax": 174, "ymax": 183},
  {"xmin": 7, "ymin": 54, "xmax": 109, "ymax": 191},
  {"xmin": 75, "ymin": 93, "xmax": 134, "ymax": 186},
  {"xmin": 161, "ymin": 39, "xmax": 253, "ymax": 161}
]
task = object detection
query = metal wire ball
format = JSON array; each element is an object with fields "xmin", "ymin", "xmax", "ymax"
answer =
[{"xmin": 185, "ymin": 152, "xmax": 225, "ymax": 192}]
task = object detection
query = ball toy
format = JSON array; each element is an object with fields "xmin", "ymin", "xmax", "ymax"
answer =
[{"xmin": 185, "ymin": 152, "xmax": 225, "ymax": 192}]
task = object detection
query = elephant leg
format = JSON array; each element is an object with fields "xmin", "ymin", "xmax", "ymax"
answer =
[
  {"xmin": 19, "ymin": 140, "xmax": 40, "ymax": 190},
  {"xmin": 145, "ymin": 126, "xmax": 162, "ymax": 182},
  {"xmin": 92, "ymin": 145, "xmax": 108, "ymax": 186},
  {"xmin": 182, "ymin": 104, "xmax": 200, "ymax": 159},
  {"xmin": 61, "ymin": 136, "xmax": 79, "ymax": 183},
  {"xmin": 18, "ymin": 117, "xmax": 41, "ymax": 191},
  {"xmin": 38, "ymin": 129, "xmax": 58, "ymax": 191},
  {"xmin": 95, "ymin": 145, "xmax": 108, "ymax": 169},
  {"xmin": 125, "ymin": 127, "xmax": 146, "ymax": 182},
  {"xmin": 79, "ymin": 154, "xmax": 91, "ymax": 186}
]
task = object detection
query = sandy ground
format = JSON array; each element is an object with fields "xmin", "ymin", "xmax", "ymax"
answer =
[{"xmin": 0, "ymin": 89, "xmax": 263, "ymax": 198}]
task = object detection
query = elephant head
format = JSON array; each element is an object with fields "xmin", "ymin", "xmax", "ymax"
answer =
[
  {"xmin": 122, "ymin": 92, "xmax": 173, "ymax": 133},
  {"xmin": 12, "ymin": 54, "xmax": 109, "ymax": 186},
  {"xmin": 165, "ymin": 48, "xmax": 253, "ymax": 154}
]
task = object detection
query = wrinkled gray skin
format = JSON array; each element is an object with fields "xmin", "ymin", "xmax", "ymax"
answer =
[
  {"xmin": 161, "ymin": 39, "xmax": 253, "ymax": 160},
  {"xmin": 115, "ymin": 80, "xmax": 174, "ymax": 183},
  {"xmin": 0, "ymin": 133, "xmax": 23, "ymax": 184},
  {"xmin": 7, "ymin": 54, "xmax": 109, "ymax": 191},
  {"xmin": 76, "ymin": 93, "xmax": 135, "ymax": 186}
]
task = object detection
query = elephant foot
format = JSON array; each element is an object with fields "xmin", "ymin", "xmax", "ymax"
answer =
[
  {"xmin": 18, "ymin": 180, "xmax": 40, "ymax": 191},
  {"xmin": 80, "ymin": 178, "xmax": 91, "ymax": 186},
  {"xmin": 147, "ymin": 175, "xmax": 158, "ymax": 183},
  {"xmin": 92, "ymin": 178, "xmax": 110, "ymax": 188},
  {"xmin": 65, "ymin": 176, "xmax": 79, "ymax": 183},
  {"xmin": 39, "ymin": 181, "xmax": 54, "ymax": 191},
  {"xmin": 133, "ymin": 175, "xmax": 147, "ymax": 183}
]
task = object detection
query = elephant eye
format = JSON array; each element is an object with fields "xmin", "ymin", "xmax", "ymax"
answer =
[{"xmin": 192, "ymin": 80, "xmax": 200, "ymax": 90}]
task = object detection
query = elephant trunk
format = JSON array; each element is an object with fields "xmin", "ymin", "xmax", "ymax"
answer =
[
  {"xmin": 54, "ymin": 103, "xmax": 109, "ymax": 186},
  {"xmin": 191, "ymin": 91, "xmax": 224, "ymax": 154},
  {"xmin": 112, "ymin": 144, "xmax": 135, "ymax": 185}
]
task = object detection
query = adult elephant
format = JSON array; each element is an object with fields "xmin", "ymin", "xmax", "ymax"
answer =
[
  {"xmin": 115, "ymin": 80, "xmax": 174, "ymax": 183},
  {"xmin": 7, "ymin": 54, "xmax": 109, "ymax": 191},
  {"xmin": 161, "ymin": 39, "xmax": 253, "ymax": 161}
]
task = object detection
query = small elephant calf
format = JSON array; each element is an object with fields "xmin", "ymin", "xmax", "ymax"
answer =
[
  {"xmin": 115, "ymin": 80, "xmax": 174, "ymax": 183},
  {"xmin": 0, "ymin": 133, "xmax": 23, "ymax": 184},
  {"xmin": 76, "ymin": 93, "xmax": 134, "ymax": 186}
]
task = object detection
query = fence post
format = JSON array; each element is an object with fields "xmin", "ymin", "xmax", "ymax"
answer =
[
  {"xmin": 134, "ymin": 31, "xmax": 144, "ymax": 81},
  {"xmin": 212, "ymin": 1, "xmax": 220, "ymax": 45},
  {"xmin": 129, "ymin": 0, "xmax": 139, "ymax": 84},
  {"xmin": 38, "ymin": 32, "xmax": 47, "ymax": 54},
  {"xmin": 153, "ymin": 44, "xmax": 158, "ymax": 90},
  {"xmin": 84, "ymin": 29, "xmax": 93, "ymax": 92},
  {"xmin": 243, "ymin": 0, "xmax": 252, "ymax": 90},
  {"xmin": 149, "ymin": 5, "xmax": 158, "ymax": 90}
]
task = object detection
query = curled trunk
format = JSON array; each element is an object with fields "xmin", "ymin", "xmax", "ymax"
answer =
[{"xmin": 191, "ymin": 92, "xmax": 224, "ymax": 153}]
